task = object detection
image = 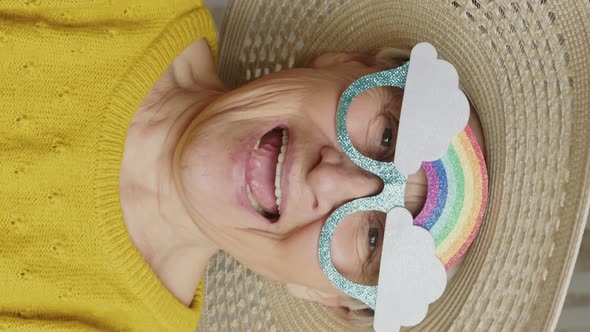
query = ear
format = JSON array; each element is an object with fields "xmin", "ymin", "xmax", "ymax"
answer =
[
  {"xmin": 169, "ymin": 38, "xmax": 226, "ymax": 91},
  {"xmin": 286, "ymin": 284, "xmax": 349, "ymax": 318},
  {"xmin": 310, "ymin": 52, "xmax": 373, "ymax": 69},
  {"xmin": 286, "ymin": 283, "xmax": 351, "ymax": 318}
]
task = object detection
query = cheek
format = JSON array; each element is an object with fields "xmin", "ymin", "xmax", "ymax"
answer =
[
  {"xmin": 301, "ymin": 84, "xmax": 344, "ymax": 141},
  {"xmin": 330, "ymin": 219, "xmax": 361, "ymax": 281},
  {"xmin": 276, "ymin": 221, "xmax": 345, "ymax": 293},
  {"xmin": 279, "ymin": 222, "xmax": 323, "ymax": 279}
]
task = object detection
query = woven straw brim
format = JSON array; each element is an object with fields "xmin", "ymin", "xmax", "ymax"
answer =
[{"xmin": 198, "ymin": 1, "xmax": 590, "ymax": 331}]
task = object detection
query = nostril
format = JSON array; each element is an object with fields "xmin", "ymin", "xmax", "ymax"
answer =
[{"xmin": 308, "ymin": 148, "xmax": 386, "ymax": 217}]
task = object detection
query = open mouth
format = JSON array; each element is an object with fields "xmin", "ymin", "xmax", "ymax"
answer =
[{"xmin": 245, "ymin": 127, "xmax": 288, "ymax": 222}]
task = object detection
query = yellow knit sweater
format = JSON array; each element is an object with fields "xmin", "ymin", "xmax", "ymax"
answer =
[{"xmin": 0, "ymin": 1, "xmax": 217, "ymax": 331}]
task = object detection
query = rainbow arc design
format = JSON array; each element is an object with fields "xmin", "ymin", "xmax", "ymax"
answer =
[{"xmin": 414, "ymin": 125, "xmax": 488, "ymax": 270}]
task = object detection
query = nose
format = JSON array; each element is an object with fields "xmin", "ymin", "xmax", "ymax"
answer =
[{"xmin": 307, "ymin": 146, "xmax": 384, "ymax": 217}]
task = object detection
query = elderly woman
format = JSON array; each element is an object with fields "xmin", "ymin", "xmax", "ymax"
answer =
[
  {"xmin": 0, "ymin": 1, "xmax": 483, "ymax": 330},
  {"xmin": 3, "ymin": 1, "xmax": 588, "ymax": 332}
]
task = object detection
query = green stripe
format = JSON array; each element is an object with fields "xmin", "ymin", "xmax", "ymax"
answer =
[{"xmin": 433, "ymin": 143, "xmax": 464, "ymax": 247}]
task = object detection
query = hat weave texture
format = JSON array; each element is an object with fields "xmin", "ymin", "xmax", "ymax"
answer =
[{"xmin": 198, "ymin": 1, "xmax": 590, "ymax": 331}]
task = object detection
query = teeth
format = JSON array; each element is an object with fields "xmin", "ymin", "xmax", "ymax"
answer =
[
  {"xmin": 275, "ymin": 129, "xmax": 288, "ymax": 212},
  {"xmin": 246, "ymin": 184, "xmax": 265, "ymax": 215},
  {"xmin": 250, "ymin": 128, "xmax": 288, "ymax": 216}
]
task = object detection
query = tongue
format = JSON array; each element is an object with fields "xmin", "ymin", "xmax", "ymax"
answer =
[{"xmin": 246, "ymin": 128, "xmax": 282, "ymax": 215}]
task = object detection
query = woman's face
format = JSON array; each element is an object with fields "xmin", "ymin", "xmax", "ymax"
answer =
[{"xmin": 175, "ymin": 54, "xmax": 405, "ymax": 300}]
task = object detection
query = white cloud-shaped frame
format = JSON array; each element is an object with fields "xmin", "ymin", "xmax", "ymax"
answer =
[
  {"xmin": 393, "ymin": 42, "xmax": 469, "ymax": 175},
  {"xmin": 374, "ymin": 208, "xmax": 447, "ymax": 332}
]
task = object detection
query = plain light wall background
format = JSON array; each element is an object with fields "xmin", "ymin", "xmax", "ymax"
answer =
[{"xmin": 204, "ymin": 0, "xmax": 228, "ymax": 32}]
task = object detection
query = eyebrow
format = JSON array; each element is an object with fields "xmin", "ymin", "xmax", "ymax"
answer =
[{"xmin": 381, "ymin": 87, "xmax": 402, "ymax": 118}]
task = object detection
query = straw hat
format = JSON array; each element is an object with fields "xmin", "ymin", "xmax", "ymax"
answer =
[{"xmin": 197, "ymin": 1, "xmax": 590, "ymax": 331}]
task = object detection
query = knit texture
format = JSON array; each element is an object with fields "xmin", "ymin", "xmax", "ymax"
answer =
[{"xmin": 0, "ymin": 1, "xmax": 217, "ymax": 331}]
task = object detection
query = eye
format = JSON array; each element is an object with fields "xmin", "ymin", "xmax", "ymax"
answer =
[
  {"xmin": 368, "ymin": 226, "xmax": 379, "ymax": 251},
  {"xmin": 365, "ymin": 213, "xmax": 385, "ymax": 261},
  {"xmin": 346, "ymin": 85, "xmax": 401, "ymax": 162},
  {"xmin": 381, "ymin": 127, "xmax": 393, "ymax": 148},
  {"xmin": 372, "ymin": 113, "xmax": 397, "ymax": 161}
]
